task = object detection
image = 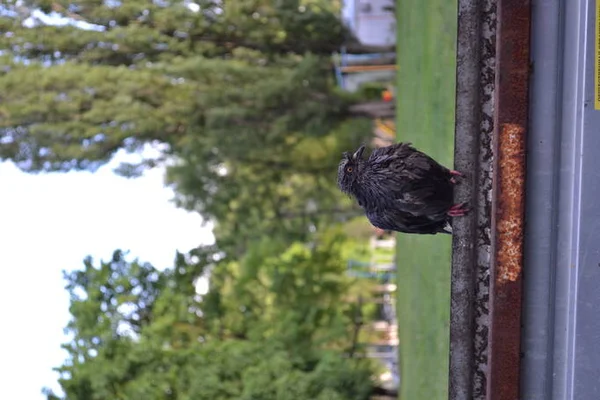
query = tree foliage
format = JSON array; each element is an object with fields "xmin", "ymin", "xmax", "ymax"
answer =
[
  {"xmin": 0, "ymin": 0, "xmax": 363, "ymax": 171},
  {"xmin": 2, "ymin": 0, "xmax": 349, "ymax": 62},
  {"xmin": 0, "ymin": 1, "xmax": 370, "ymax": 243},
  {"xmin": 47, "ymin": 231, "xmax": 376, "ymax": 400},
  {"xmin": 0, "ymin": 2, "xmax": 389, "ymax": 397},
  {"xmin": 0, "ymin": 49, "xmax": 359, "ymax": 173}
]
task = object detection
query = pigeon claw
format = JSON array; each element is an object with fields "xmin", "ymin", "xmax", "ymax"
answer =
[
  {"xmin": 449, "ymin": 170, "xmax": 463, "ymax": 184},
  {"xmin": 447, "ymin": 202, "xmax": 469, "ymax": 217}
]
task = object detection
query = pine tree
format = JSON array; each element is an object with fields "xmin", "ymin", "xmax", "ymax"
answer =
[{"xmin": 1, "ymin": 2, "xmax": 372, "ymax": 243}]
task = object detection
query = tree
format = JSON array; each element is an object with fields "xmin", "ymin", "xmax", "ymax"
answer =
[
  {"xmin": 166, "ymin": 110, "xmax": 370, "ymax": 255},
  {"xmin": 1, "ymin": 2, "xmax": 376, "ymax": 245},
  {"xmin": 0, "ymin": 48, "xmax": 367, "ymax": 170},
  {"xmin": 1, "ymin": 52, "xmax": 370, "ymax": 246},
  {"xmin": 47, "ymin": 232, "xmax": 377, "ymax": 400},
  {"xmin": 1, "ymin": 2, "xmax": 394, "ymax": 399},
  {"xmin": 0, "ymin": 1, "xmax": 370, "ymax": 173},
  {"xmin": 1, "ymin": 0, "xmax": 350, "ymax": 63},
  {"xmin": 0, "ymin": 60, "xmax": 195, "ymax": 171}
]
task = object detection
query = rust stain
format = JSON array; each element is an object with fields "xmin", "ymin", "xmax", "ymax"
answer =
[
  {"xmin": 488, "ymin": 0, "xmax": 531, "ymax": 399},
  {"xmin": 496, "ymin": 123, "xmax": 526, "ymax": 285}
]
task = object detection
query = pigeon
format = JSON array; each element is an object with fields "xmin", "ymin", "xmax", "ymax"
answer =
[{"xmin": 337, "ymin": 143, "xmax": 467, "ymax": 235}]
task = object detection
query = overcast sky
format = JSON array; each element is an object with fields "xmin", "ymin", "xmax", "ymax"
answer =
[{"xmin": 0, "ymin": 154, "xmax": 214, "ymax": 399}]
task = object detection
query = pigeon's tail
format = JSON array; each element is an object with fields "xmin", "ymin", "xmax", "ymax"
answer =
[{"xmin": 441, "ymin": 221, "xmax": 453, "ymax": 235}]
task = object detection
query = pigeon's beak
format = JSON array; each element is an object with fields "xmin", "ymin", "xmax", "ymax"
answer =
[{"xmin": 352, "ymin": 145, "xmax": 366, "ymax": 160}]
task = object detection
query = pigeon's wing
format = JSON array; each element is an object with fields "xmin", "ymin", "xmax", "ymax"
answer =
[
  {"xmin": 368, "ymin": 142, "xmax": 415, "ymax": 168},
  {"xmin": 368, "ymin": 142, "xmax": 450, "ymax": 181},
  {"xmin": 366, "ymin": 207, "xmax": 450, "ymax": 235},
  {"xmin": 395, "ymin": 187, "xmax": 447, "ymax": 217},
  {"xmin": 400, "ymin": 144, "xmax": 451, "ymax": 179},
  {"xmin": 395, "ymin": 174, "xmax": 454, "ymax": 219},
  {"xmin": 367, "ymin": 144, "xmax": 454, "ymax": 219}
]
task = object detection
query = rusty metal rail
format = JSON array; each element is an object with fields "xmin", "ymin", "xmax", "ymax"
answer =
[
  {"xmin": 488, "ymin": 0, "xmax": 530, "ymax": 398},
  {"xmin": 450, "ymin": 0, "xmax": 531, "ymax": 399}
]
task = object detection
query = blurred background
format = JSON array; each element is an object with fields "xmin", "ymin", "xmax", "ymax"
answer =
[{"xmin": 0, "ymin": 1, "xmax": 456, "ymax": 399}]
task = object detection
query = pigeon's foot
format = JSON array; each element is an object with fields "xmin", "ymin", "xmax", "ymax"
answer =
[
  {"xmin": 447, "ymin": 202, "xmax": 469, "ymax": 217},
  {"xmin": 449, "ymin": 170, "xmax": 463, "ymax": 184}
]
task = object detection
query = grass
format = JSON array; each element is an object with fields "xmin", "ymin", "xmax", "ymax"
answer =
[{"xmin": 395, "ymin": 1, "xmax": 457, "ymax": 399}]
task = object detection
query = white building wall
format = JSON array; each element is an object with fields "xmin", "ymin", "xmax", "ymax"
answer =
[{"xmin": 342, "ymin": 0, "xmax": 396, "ymax": 46}]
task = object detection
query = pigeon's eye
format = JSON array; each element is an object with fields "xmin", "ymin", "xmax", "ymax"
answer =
[{"xmin": 346, "ymin": 167, "xmax": 353, "ymax": 172}]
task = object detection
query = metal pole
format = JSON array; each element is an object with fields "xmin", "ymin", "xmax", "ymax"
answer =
[
  {"xmin": 450, "ymin": 0, "xmax": 530, "ymax": 399},
  {"xmin": 488, "ymin": 0, "xmax": 530, "ymax": 398},
  {"xmin": 450, "ymin": 0, "xmax": 496, "ymax": 398}
]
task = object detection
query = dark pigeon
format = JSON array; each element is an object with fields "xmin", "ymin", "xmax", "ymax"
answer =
[{"xmin": 337, "ymin": 143, "xmax": 467, "ymax": 235}]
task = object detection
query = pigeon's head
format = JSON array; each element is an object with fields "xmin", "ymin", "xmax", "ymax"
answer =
[{"xmin": 337, "ymin": 145, "xmax": 366, "ymax": 194}]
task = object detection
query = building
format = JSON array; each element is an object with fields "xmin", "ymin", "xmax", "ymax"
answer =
[{"xmin": 341, "ymin": 0, "xmax": 396, "ymax": 47}]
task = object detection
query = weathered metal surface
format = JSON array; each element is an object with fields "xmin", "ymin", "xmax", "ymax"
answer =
[
  {"xmin": 451, "ymin": 0, "xmax": 530, "ymax": 399},
  {"xmin": 488, "ymin": 0, "xmax": 530, "ymax": 398},
  {"xmin": 519, "ymin": 0, "xmax": 562, "ymax": 398},
  {"xmin": 450, "ymin": 0, "xmax": 496, "ymax": 399},
  {"xmin": 520, "ymin": 0, "xmax": 600, "ymax": 399}
]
